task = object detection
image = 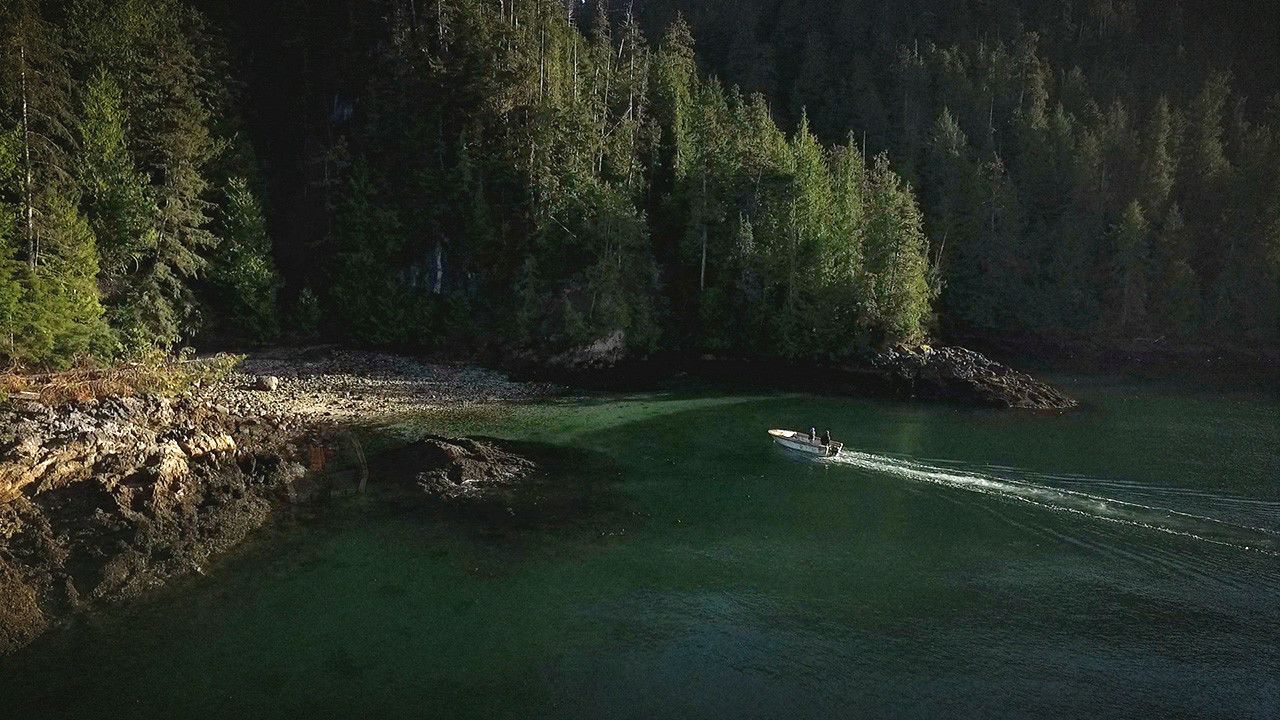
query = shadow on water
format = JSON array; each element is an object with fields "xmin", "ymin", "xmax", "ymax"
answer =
[{"xmin": 0, "ymin": 433, "xmax": 644, "ymax": 718}]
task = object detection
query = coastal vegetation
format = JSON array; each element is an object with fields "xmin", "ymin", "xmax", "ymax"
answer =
[
  {"xmin": 2, "ymin": 0, "xmax": 1277, "ymax": 370},
  {"xmin": 0, "ymin": 350, "xmax": 240, "ymax": 405}
]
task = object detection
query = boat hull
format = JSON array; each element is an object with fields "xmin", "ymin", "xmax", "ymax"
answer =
[{"xmin": 769, "ymin": 429, "xmax": 842, "ymax": 457}]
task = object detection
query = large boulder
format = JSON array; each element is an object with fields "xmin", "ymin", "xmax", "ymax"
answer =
[{"xmin": 253, "ymin": 375, "xmax": 280, "ymax": 392}]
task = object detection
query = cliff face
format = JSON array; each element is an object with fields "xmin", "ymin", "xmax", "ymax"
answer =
[{"xmin": 0, "ymin": 396, "xmax": 313, "ymax": 655}]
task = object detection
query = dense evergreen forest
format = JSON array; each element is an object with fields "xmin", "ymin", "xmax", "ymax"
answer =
[
  {"xmin": 634, "ymin": 0, "xmax": 1280, "ymax": 346},
  {"xmin": 0, "ymin": 0, "xmax": 277, "ymax": 366},
  {"xmin": 2, "ymin": 0, "xmax": 1277, "ymax": 368}
]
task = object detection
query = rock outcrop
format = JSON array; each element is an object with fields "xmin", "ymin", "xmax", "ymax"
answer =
[
  {"xmin": 511, "ymin": 344, "xmax": 1077, "ymax": 410},
  {"xmin": 371, "ymin": 435, "xmax": 631, "ymax": 535},
  {"xmin": 870, "ymin": 345, "xmax": 1077, "ymax": 409},
  {"xmin": 410, "ymin": 436, "xmax": 537, "ymax": 502},
  {"xmin": 0, "ymin": 351, "xmax": 564, "ymax": 657},
  {"xmin": 0, "ymin": 396, "xmax": 314, "ymax": 656}
]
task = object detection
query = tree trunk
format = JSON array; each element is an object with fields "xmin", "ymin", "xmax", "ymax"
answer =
[
  {"xmin": 19, "ymin": 42, "xmax": 36, "ymax": 268},
  {"xmin": 433, "ymin": 240, "xmax": 444, "ymax": 295},
  {"xmin": 700, "ymin": 227, "xmax": 707, "ymax": 293},
  {"xmin": 699, "ymin": 173, "xmax": 708, "ymax": 292}
]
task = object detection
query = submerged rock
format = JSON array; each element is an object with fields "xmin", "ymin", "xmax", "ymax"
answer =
[
  {"xmin": 371, "ymin": 434, "xmax": 635, "ymax": 538},
  {"xmin": 399, "ymin": 436, "xmax": 536, "ymax": 502}
]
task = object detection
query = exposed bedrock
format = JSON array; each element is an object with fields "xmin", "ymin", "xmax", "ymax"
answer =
[
  {"xmin": 869, "ymin": 345, "xmax": 1078, "ymax": 410},
  {"xmin": 0, "ymin": 395, "xmax": 315, "ymax": 656}
]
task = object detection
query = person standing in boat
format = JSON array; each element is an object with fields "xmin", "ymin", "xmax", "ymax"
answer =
[
  {"xmin": 821, "ymin": 430, "xmax": 831, "ymax": 446},
  {"xmin": 809, "ymin": 427, "xmax": 817, "ymax": 443}
]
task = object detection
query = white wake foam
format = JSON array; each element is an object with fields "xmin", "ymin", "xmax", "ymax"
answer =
[{"xmin": 826, "ymin": 450, "xmax": 1279, "ymax": 556}]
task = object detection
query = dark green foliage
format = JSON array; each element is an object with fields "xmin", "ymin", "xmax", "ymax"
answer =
[
  {"xmin": 75, "ymin": 69, "xmax": 159, "ymax": 351},
  {"xmin": 0, "ymin": 0, "xmax": 280, "ymax": 366},
  {"xmin": 5, "ymin": 0, "xmax": 1277, "ymax": 367},
  {"xmin": 1109, "ymin": 201, "xmax": 1150, "ymax": 336},
  {"xmin": 288, "ymin": 287, "xmax": 321, "ymax": 342},
  {"xmin": 20, "ymin": 191, "xmax": 113, "ymax": 365},
  {"xmin": 328, "ymin": 161, "xmax": 416, "ymax": 347},
  {"xmin": 1149, "ymin": 205, "xmax": 1199, "ymax": 337},
  {"xmin": 72, "ymin": 0, "xmax": 221, "ymax": 350},
  {"xmin": 863, "ymin": 154, "xmax": 932, "ymax": 345},
  {"xmin": 306, "ymin": 2, "xmax": 932, "ymax": 358},
  {"xmin": 632, "ymin": 0, "xmax": 1280, "ymax": 348},
  {"xmin": 209, "ymin": 177, "xmax": 278, "ymax": 341},
  {"xmin": 0, "ymin": 0, "xmax": 77, "ymax": 269},
  {"xmin": 0, "ymin": 127, "xmax": 23, "ymax": 353}
]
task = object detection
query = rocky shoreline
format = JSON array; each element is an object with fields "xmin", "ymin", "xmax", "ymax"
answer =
[
  {"xmin": 0, "ymin": 349, "xmax": 561, "ymax": 656},
  {"xmin": 515, "ymin": 342, "xmax": 1078, "ymax": 410},
  {"xmin": 867, "ymin": 345, "xmax": 1078, "ymax": 409},
  {"xmin": 214, "ymin": 346, "xmax": 562, "ymax": 426},
  {"xmin": 0, "ymin": 395, "xmax": 306, "ymax": 654}
]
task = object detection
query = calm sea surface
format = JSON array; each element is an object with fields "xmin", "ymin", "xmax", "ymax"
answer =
[{"xmin": 3, "ymin": 375, "xmax": 1278, "ymax": 719}]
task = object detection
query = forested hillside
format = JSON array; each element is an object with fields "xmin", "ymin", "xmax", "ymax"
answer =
[
  {"xmin": 0, "ymin": 0, "xmax": 278, "ymax": 367},
  {"xmin": 221, "ymin": 0, "xmax": 933, "ymax": 359},
  {"xmin": 3, "ymin": 0, "xmax": 1277, "ymax": 369},
  {"xmin": 635, "ymin": 0, "xmax": 1280, "ymax": 345}
]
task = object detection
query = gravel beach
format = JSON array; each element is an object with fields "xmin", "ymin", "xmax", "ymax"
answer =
[{"xmin": 201, "ymin": 346, "xmax": 563, "ymax": 429}]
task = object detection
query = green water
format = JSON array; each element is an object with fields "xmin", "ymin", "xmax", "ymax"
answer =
[{"xmin": 4, "ymin": 376, "xmax": 1279, "ymax": 719}]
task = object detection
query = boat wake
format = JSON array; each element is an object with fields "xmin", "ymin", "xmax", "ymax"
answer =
[{"xmin": 826, "ymin": 450, "xmax": 1280, "ymax": 557}]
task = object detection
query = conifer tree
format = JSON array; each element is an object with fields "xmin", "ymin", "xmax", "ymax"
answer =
[
  {"xmin": 329, "ymin": 160, "xmax": 409, "ymax": 346},
  {"xmin": 1149, "ymin": 204, "xmax": 1200, "ymax": 337},
  {"xmin": 1179, "ymin": 73, "xmax": 1233, "ymax": 282},
  {"xmin": 1110, "ymin": 200, "xmax": 1150, "ymax": 336},
  {"xmin": 776, "ymin": 112, "xmax": 833, "ymax": 356},
  {"xmin": 20, "ymin": 191, "xmax": 112, "ymax": 365},
  {"xmin": 0, "ymin": 129, "xmax": 21, "ymax": 354},
  {"xmin": 923, "ymin": 109, "xmax": 983, "ymax": 324},
  {"xmin": 824, "ymin": 138, "xmax": 867, "ymax": 343},
  {"xmin": 652, "ymin": 16, "xmax": 695, "ymax": 170},
  {"xmin": 0, "ymin": 0, "xmax": 77, "ymax": 269},
  {"xmin": 75, "ymin": 68, "xmax": 158, "ymax": 348},
  {"xmin": 1138, "ymin": 96, "xmax": 1176, "ymax": 215},
  {"xmin": 863, "ymin": 154, "xmax": 930, "ymax": 344},
  {"xmin": 71, "ymin": 0, "xmax": 227, "ymax": 349},
  {"xmin": 209, "ymin": 177, "xmax": 279, "ymax": 341}
]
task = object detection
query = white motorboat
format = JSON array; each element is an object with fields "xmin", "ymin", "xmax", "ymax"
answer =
[{"xmin": 769, "ymin": 429, "xmax": 843, "ymax": 457}]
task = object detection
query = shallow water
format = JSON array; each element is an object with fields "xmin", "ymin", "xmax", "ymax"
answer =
[{"xmin": 3, "ymin": 375, "xmax": 1278, "ymax": 719}]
